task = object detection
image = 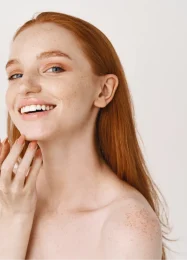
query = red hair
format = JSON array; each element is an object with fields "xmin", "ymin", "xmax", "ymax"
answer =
[{"xmin": 7, "ymin": 11, "xmax": 174, "ymax": 259}]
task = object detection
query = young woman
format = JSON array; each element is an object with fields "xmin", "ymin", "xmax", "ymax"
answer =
[{"xmin": 0, "ymin": 11, "xmax": 171, "ymax": 259}]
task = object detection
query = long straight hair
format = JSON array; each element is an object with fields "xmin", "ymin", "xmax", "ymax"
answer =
[{"xmin": 7, "ymin": 11, "xmax": 173, "ymax": 259}]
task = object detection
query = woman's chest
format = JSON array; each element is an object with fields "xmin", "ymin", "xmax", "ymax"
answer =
[{"xmin": 26, "ymin": 212, "xmax": 106, "ymax": 259}]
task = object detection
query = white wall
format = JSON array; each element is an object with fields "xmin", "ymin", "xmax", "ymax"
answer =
[{"xmin": 0, "ymin": 0, "xmax": 186, "ymax": 259}]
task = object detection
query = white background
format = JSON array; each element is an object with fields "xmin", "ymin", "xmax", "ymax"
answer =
[{"xmin": 0, "ymin": 1, "xmax": 186, "ymax": 259}]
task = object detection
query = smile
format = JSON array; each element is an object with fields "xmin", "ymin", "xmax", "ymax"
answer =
[{"xmin": 18, "ymin": 105, "xmax": 57, "ymax": 121}]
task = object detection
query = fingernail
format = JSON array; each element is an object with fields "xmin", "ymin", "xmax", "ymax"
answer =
[
  {"xmin": 36, "ymin": 149, "xmax": 42, "ymax": 157},
  {"xmin": 28, "ymin": 141, "xmax": 37, "ymax": 149},
  {"xmin": 16, "ymin": 135, "xmax": 25, "ymax": 145}
]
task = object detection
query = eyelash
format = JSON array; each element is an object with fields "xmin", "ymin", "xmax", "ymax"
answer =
[{"xmin": 8, "ymin": 66, "xmax": 65, "ymax": 81}]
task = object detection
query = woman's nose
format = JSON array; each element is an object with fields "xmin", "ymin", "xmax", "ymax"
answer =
[{"xmin": 18, "ymin": 76, "xmax": 41, "ymax": 95}]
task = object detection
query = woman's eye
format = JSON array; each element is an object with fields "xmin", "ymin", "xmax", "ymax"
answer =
[
  {"xmin": 46, "ymin": 66, "xmax": 64, "ymax": 73},
  {"xmin": 7, "ymin": 66, "xmax": 64, "ymax": 81},
  {"xmin": 8, "ymin": 74, "xmax": 22, "ymax": 81}
]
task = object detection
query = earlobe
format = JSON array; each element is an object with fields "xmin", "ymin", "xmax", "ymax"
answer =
[{"xmin": 94, "ymin": 74, "xmax": 119, "ymax": 108}]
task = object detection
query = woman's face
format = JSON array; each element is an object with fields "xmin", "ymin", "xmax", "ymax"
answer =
[{"xmin": 5, "ymin": 23, "xmax": 102, "ymax": 141}]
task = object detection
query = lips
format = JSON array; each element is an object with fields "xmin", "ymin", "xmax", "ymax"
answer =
[{"xmin": 18, "ymin": 105, "xmax": 57, "ymax": 121}]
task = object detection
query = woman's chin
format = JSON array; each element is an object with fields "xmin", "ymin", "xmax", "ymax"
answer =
[{"xmin": 22, "ymin": 131, "xmax": 56, "ymax": 142}]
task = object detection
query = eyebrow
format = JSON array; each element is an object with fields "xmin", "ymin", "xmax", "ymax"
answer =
[{"xmin": 5, "ymin": 50, "xmax": 72, "ymax": 70}]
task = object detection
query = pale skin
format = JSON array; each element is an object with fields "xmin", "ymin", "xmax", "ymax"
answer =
[{"xmin": 0, "ymin": 22, "xmax": 162, "ymax": 259}]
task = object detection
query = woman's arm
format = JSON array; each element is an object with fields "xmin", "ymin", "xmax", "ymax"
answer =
[
  {"xmin": 0, "ymin": 214, "xmax": 34, "ymax": 259},
  {"xmin": 0, "ymin": 135, "xmax": 43, "ymax": 259}
]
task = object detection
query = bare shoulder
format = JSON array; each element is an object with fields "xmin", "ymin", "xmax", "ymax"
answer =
[{"xmin": 100, "ymin": 186, "xmax": 163, "ymax": 259}]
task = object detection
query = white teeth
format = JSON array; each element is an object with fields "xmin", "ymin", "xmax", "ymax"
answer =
[
  {"xmin": 30, "ymin": 105, "xmax": 36, "ymax": 112},
  {"xmin": 36, "ymin": 105, "xmax": 41, "ymax": 110},
  {"xmin": 20, "ymin": 104, "xmax": 55, "ymax": 114}
]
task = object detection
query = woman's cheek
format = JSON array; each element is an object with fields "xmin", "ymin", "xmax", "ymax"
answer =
[
  {"xmin": 5, "ymin": 89, "xmax": 12, "ymax": 111},
  {"xmin": 5, "ymin": 88, "xmax": 18, "ymax": 121}
]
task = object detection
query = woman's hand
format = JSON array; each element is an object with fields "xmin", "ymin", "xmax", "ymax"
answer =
[{"xmin": 0, "ymin": 134, "xmax": 43, "ymax": 219}]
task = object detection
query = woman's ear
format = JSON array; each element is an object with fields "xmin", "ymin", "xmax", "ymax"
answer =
[{"xmin": 94, "ymin": 74, "xmax": 119, "ymax": 108}]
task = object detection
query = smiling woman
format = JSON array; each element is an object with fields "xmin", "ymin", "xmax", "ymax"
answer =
[{"xmin": 0, "ymin": 11, "xmax": 173, "ymax": 260}]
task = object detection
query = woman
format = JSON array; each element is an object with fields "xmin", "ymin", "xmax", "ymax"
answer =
[{"xmin": 0, "ymin": 11, "xmax": 171, "ymax": 259}]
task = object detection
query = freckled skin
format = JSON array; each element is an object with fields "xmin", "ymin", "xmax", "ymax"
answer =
[
  {"xmin": 101, "ymin": 197, "xmax": 162, "ymax": 258},
  {"xmin": 124, "ymin": 207, "xmax": 160, "ymax": 240}
]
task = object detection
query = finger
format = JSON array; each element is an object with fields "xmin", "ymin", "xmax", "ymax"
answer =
[
  {"xmin": 0, "ymin": 135, "xmax": 25, "ymax": 184},
  {"xmin": 0, "ymin": 138, "xmax": 11, "ymax": 167},
  {"xmin": 24, "ymin": 149, "xmax": 43, "ymax": 191},
  {"xmin": 12, "ymin": 141, "xmax": 38, "ymax": 189}
]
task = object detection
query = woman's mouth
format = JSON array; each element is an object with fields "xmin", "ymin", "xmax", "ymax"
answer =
[{"xmin": 18, "ymin": 105, "xmax": 57, "ymax": 121}]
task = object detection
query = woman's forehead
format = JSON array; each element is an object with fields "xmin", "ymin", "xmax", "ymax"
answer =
[
  {"xmin": 8, "ymin": 24, "xmax": 86, "ymax": 65},
  {"xmin": 11, "ymin": 24, "xmax": 78, "ymax": 53},
  {"xmin": 7, "ymin": 23, "xmax": 92, "ymax": 72}
]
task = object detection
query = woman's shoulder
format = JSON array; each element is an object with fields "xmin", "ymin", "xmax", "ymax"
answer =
[
  {"xmin": 105, "ymin": 177, "xmax": 161, "ymax": 227},
  {"xmin": 100, "ymin": 184, "xmax": 162, "ymax": 258},
  {"xmin": 105, "ymin": 189, "xmax": 161, "ymax": 227}
]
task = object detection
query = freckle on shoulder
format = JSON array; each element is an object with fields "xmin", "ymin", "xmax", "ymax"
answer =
[{"xmin": 102, "ymin": 190, "xmax": 162, "ymax": 240}]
